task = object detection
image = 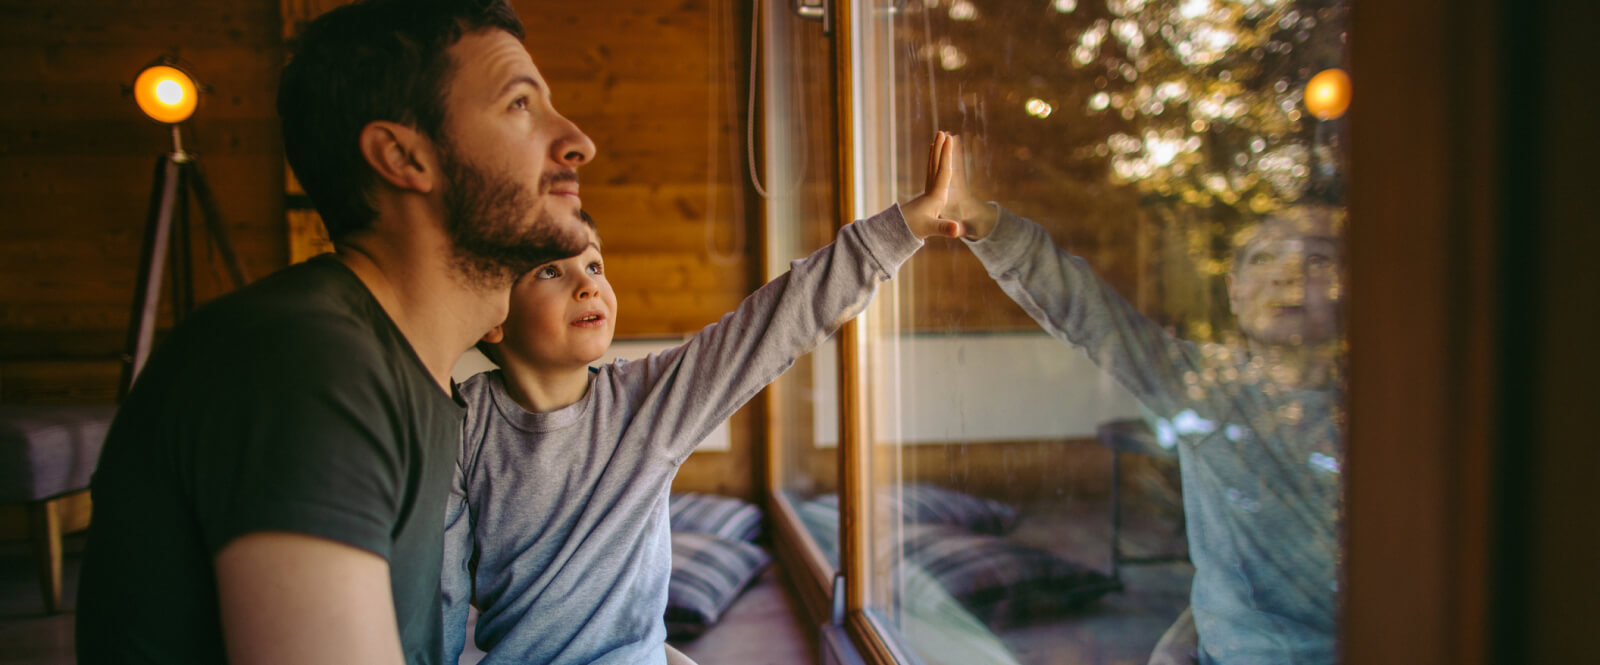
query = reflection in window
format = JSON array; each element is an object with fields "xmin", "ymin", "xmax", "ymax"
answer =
[{"xmin": 850, "ymin": 1, "xmax": 1348, "ymax": 664}]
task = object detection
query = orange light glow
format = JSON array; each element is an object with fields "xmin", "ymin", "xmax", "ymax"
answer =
[
  {"xmin": 1304, "ymin": 68, "xmax": 1352, "ymax": 120},
  {"xmin": 133, "ymin": 65, "xmax": 198, "ymax": 124}
]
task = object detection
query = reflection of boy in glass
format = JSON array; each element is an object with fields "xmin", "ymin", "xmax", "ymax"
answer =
[{"xmin": 945, "ymin": 135, "xmax": 1343, "ymax": 665}]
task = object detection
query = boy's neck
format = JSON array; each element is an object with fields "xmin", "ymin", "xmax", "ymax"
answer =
[{"xmin": 499, "ymin": 362, "xmax": 594, "ymax": 413}]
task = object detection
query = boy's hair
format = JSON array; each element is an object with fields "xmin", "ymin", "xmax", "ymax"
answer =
[
  {"xmin": 475, "ymin": 210, "xmax": 600, "ymax": 366},
  {"xmin": 1229, "ymin": 203, "xmax": 1346, "ymax": 274},
  {"xmin": 278, "ymin": 0, "xmax": 524, "ymax": 241}
]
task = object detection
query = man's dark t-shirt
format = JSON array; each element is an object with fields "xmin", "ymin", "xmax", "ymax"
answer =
[{"xmin": 76, "ymin": 256, "xmax": 464, "ymax": 665}]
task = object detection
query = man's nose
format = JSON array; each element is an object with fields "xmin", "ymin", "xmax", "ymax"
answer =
[{"xmin": 552, "ymin": 113, "xmax": 597, "ymax": 167}]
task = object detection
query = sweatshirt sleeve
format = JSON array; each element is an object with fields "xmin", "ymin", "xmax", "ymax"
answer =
[
  {"xmin": 617, "ymin": 203, "xmax": 924, "ymax": 464},
  {"xmin": 964, "ymin": 205, "xmax": 1222, "ymax": 422}
]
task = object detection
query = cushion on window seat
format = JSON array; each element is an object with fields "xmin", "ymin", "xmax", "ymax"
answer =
[
  {"xmin": 800, "ymin": 483, "xmax": 1019, "ymax": 537},
  {"xmin": 665, "ymin": 532, "xmax": 772, "ymax": 640},
  {"xmin": 896, "ymin": 483, "xmax": 1020, "ymax": 535},
  {"xmin": 669, "ymin": 492, "xmax": 763, "ymax": 542},
  {"xmin": 898, "ymin": 523, "xmax": 1117, "ymax": 629},
  {"xmin": 796, "ymin": 490, "xmax": 1114, "ymax": 629}
]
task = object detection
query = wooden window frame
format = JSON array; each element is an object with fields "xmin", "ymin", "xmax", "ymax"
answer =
[{"xmin": 762, "ymin": 0, "xmax": 1530, "ymax": 663}]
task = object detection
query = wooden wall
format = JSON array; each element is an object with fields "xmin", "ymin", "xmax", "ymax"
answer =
[
  {"xmin": 0, "ymin": 1, "xmax": 288, "ymax": 403},
  {"xmin": 3, "ymin": 0, "xmax": 764, "ymax": 501}
]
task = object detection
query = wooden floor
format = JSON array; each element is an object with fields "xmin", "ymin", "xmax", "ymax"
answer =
[
  {"xmin": 671, "ymin": 567, "xmax": 819, "ymax": 665},
  {"xmin": 0, "ymin": 533, "xmax": 817, "ymax": 665},
  {"xmin": 0, "ymin": 535, "xmax": 79, "ymax": 665}
]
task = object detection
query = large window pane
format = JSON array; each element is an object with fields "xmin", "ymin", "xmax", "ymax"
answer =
[
  {"xmin": 763, "ymin": 0, "xmax": 845, "ymax": 568},
  {"xmin": 853, "ymin": 1, "xmax": 1349, "ymax": 664}
]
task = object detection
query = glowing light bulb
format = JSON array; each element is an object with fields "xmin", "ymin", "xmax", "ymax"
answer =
[
  {"xmin": 1304, "ymin": 68, "xmax": 1351, "ymax": 120},
  {"xmin": 133, "ymin": 64, "xmax": 199, "ymax": 124},
  {"xmin": 155, "ymin": 79, "xmax": 184, "ymax": 105}
]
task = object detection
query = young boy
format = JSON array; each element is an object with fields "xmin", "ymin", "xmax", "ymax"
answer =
[
  {"xmin": 441, "ymin": 133, "xmax": 964, "ymax": 665},
  {"xmin": 944, "ymin": 134, "xmax": 1343, "ymax": 665}
]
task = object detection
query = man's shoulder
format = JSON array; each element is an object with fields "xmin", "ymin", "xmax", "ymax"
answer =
[
  {"xmin": 146, "ymin": 258, "xmax": 413, "ymax": 395},
  {"xmin": 208, "ymin": 259, "xmax": 401, "ymax": 349},
  {"xmin": 206, "ymin": 257, "xmax": 375, "ymax": 327}
]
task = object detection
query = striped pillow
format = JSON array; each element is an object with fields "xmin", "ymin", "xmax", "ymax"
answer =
[
  {"xmin": 898, "ymin": 523, "xmax": 1117, "ymax": 629},
  {"xmin": 798, "ymin": 485, "xmax": 1018, "ymax": 541},
  {"xmin": 665, "ymin": 532, "xmax": 772, "ymax": 639},
  {"xmin": 669, "ymin": 492, "xmax": 764, "ymax": 542},
  {"xmin": 897, "ymin": 483, "xmax": 1018, "ymax": 535},
  {"xmin": 796, "ymin": 494, "xmax": 841, "ymax": 567}
]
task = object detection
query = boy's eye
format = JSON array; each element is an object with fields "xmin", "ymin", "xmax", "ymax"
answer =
[
  {"xmin": 1250, "ymin": 252, "xmax": 1274, "ymax": 266},
  {"xmin": 535, "ymin": 265, "xmax": 560, "ymax": 279},
  {"xmin": 587, "ymin": 261, "xmax": 603, "ymax": 275},
  {"xmin": 511, "ymin": 96, "xmax": 529, "ymax": 111},
  {"xmin": 1306, "ymin": 254, "xmax": 1332, "ymax": 270}
]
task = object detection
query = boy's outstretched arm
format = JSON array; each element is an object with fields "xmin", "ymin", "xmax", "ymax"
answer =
[
  {"xmin": 614, "ymin": 133, "xmax": 961, "ymax": 464},
  {"xmin": 947, "ymin": 132, "xmax": 1213, "ymax": 420}
]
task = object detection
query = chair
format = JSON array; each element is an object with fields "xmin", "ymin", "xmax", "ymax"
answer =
[
  {"xmin": 0, "ymin": 404, "xmax": 117, "ymax": 613},
  {"xmin": 1096, "ymin": 418, "xmax": 1190, "ymax": 587}
]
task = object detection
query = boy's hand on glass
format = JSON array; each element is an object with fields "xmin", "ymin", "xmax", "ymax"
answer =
[
  {"xmin": 901, "ymin": 131, "xmax": 964, "ymax": 240},
  {"xmin": 944, "ymin": 133, "xmax": 1000, "ymax": 240}
]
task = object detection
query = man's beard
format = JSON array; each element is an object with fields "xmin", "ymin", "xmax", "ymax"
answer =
[{"xmin": 438, "ymin": 146, "xmax": 587, "ymax": 290}]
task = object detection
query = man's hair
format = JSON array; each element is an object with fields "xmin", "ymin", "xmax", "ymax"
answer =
[
  {"xmin": 278, "ymin": 0, "xmax": 524, "ymax": 241},
  {"xmin": 474, "ymin": 210, "xmax": 601, "ymax": 366}
]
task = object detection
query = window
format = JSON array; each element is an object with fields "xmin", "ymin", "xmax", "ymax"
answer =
[
  {"xmin": 762, "ymin": 0, "xmax": 848, "ymax": 593},
  {"xmin": 769, "ymin": 1, "xmax": 1351, "ymax": 663}
]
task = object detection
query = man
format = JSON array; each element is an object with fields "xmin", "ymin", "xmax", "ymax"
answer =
[
  {"xmin": 946, "ymin": 135, "xmax": 1343, "ymax": 665},
  {"xmin": 75, "ymin": 2, "xmax": 594, "ymax": 664}
]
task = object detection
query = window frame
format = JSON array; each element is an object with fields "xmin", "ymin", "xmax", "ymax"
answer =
[{"xmin": 758, "ymin": 0, "xmax": 1510, "ymax": 663}]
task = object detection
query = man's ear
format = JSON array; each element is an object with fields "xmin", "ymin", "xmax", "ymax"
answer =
[
  {"xmin": 358, "ymin": 120, "xmax": 438, "ymax": 195},
  {"xmin": 481, "ymin": 325, "xmax": 505, "ymax": 344}
]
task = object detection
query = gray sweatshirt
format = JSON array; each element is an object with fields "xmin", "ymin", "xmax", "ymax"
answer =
[
  {"xmin": 966, "ymin": 208, "xmax": 1341, "ymax": 665},
  {"xmin": 441, "ymin": 204, "xmax": 924, "ymax": 665}
]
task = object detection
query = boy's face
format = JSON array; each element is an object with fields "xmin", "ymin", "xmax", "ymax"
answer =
[
  {"xmin": 498, "ymin": 229, "xmax": 617, "ymax": 370},
  {"xmin": 1228, "ymin": 209, "xmax": 1343, "ymax": 348},
  {"xmin": 434, "ymin": 29, "xmax": 598, "ymax": 283}
]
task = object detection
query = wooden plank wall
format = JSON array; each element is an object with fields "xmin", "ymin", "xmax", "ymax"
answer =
[
  {"xmin": 0, "ymin": 1, "xmax": 288, "ymax": 403},
  {"xmin": 2, "ymin": 0, "xmax": 763, "ymax": 501}
]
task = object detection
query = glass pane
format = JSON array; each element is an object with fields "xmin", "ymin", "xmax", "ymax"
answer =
[
  {"xmin": 854, "ymin": 1, "xmax": 1349, "ymax": 664},
  {"xmin": 763, "ymin": 0, "xmax": 845, "ymax": 568}
]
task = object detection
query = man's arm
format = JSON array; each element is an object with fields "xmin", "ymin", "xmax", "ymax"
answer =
[{"xmin": 216, "ymin": 532, "xmax": 405, "ymax": 665}]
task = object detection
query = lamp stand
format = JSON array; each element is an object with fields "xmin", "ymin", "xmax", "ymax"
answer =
[{"xmin": 119, "ymin": 125, "xmax": 248, "ymax": 399}]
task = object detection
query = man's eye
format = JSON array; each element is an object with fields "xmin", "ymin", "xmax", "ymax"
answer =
[
  {"xmin": 1307, "ymin": 254, "xmax": 1332, "ymax": 269},
  {"xmin": 1250, "ymin": 252, "xmax": 1274, "ymax": 265},
  {"xmin": 511, "ymin": 96, "xmax": 529, "ymax": 111}
]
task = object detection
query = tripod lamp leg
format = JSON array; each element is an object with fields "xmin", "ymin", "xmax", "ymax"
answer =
[{"xmin": 119, "ymin": 156, "xmax": 182, "ymax": 398}]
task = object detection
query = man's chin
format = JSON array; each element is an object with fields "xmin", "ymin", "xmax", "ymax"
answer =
[{"xmin": 546, "ymin": 209, "xmax": 590, "ymax": 256}]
